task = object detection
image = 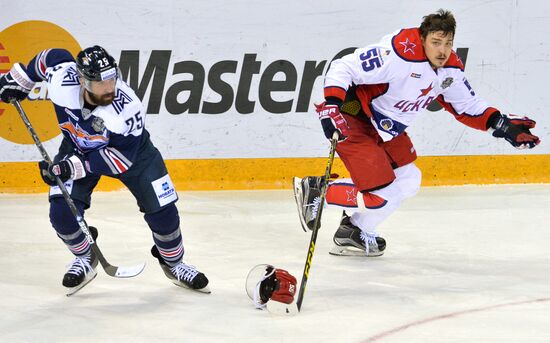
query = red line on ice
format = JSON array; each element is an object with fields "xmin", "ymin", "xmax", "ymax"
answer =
[{"xmin": 361, "ymin": 297, "xmax": 550, "ymax": 342}]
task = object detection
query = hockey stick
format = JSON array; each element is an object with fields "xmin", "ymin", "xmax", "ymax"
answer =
[
  {"xmin": 295, "ymin": 131, "xmax": 339, "ymax": 312},
  {"xmin": 12, "ymin": 100, "xmax": 145, "ymax": 278}
]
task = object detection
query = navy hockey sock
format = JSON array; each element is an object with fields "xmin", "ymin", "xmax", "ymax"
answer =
[
  {"xmin": 145, "ymin": 203, "xmax": 184, "ymax": 266},
  {"xmin": 50, "ymin": 197, "xmax": 91, "ymax": 256}
]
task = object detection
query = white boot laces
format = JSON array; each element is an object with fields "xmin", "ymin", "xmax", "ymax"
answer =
[
  {"xmin": 66, "ymin": 254, "xmax": 93, "ymax": 276},
  {"xmin": 360, "ymin": 231, "xmax": 378, "ymax": 257},
  {"xmin": 308, "ymin": 196, "xmax": 322, "ymax": 221},
  {"xmin": 170, "ymin": 262, "xmax": 199, "ymax": 283}
]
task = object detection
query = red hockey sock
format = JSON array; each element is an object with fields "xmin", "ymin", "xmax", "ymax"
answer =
[{"xmin": 326, "ymin": 183, "xmax": 387, "ymax": 209}]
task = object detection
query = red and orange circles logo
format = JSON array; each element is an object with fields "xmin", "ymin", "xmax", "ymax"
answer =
[{"xmin": 0, "ymin": 21, "xmax": 81, "ymax": 144}]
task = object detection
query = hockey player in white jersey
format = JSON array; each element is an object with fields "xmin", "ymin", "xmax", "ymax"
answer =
[
  {"xmin": 294, "ymin": 9, "xmax": 540, "ymax": 256},
  {"xmin": 0, "ymin": 46, "xmax": 209, "ymax": 293}
]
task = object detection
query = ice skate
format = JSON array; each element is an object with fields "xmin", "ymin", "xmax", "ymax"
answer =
[
  {"xmin": 293, "ymin": 176, "xmax": 324, "ymax": 232},
  {"xmin": 329, "ymin": 212, "xmax": 386, "ymax": 256},
  {"xmin": 64, "ymin": 226, "xmax": 99, "ymax": 296},
  {"xmin": 151, "ymin": 246, "xmax": 210, "ymax": 293}
]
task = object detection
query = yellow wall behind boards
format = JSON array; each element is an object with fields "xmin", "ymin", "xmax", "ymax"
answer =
[{"xmin": 1, "ymin": 154, "xmax": 549, "ymax": 194}]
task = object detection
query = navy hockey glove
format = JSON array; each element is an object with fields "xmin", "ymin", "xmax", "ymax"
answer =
[
  {"xmin": 489, "ymin": 113, "xmax": 540, "ymax": 149},
  {"xmin": 0, "ymin": 63, "xmax": 35, "ymax": 103},
  {"xmin": 38, "ymin": 155, "xmax": 87, "ymax": 186},
  {"xmin": 315, "ymin": 102, "xmax": 350, "ymax": 141}
]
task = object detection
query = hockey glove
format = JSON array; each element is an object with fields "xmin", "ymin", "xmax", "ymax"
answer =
[
  {"xmin": 0, "ymin": 63, "xmax": 35, "ymax": 103},
  {"xmin": 490, "ymin": 113, "xmax": 540, "ymax": 149},
  {"xmin": 38, "ymin": 155, "xmax": 87, "ymax": 186},
  {"xmin": 315, "ymin": 102, "xmax": 350, "ymax": 142}
]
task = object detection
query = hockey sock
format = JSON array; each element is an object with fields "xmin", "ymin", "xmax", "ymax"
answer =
[
  {"xmin": 326, "ymin": 180, "xmax": 387, "ymax": 210},
  {"xmin": 144, "ymin": 203, "xmax": 184, "ymax": 267},
  {"xmin": 49, "ymin": 197, "xmax": 91, "ymax": 256}
]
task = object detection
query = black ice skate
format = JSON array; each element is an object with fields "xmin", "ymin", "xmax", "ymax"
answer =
[
  {"xmin": 63, "ymin": 226, "xmax": 99, "ymax": 296},
  {"xmin": 292, "ymin": 176, "xmax": 324, "ymax": 232},
  {"xmin": 151, "ymin": 246, "xmax": 210, "ymax": 293},
  {"xmin": 329, "ymin": 212, "xmax": 386, "ymax": 257}
]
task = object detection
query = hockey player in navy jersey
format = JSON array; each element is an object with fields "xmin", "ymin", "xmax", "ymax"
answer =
[
  {"xmin": 294, "ymin": 9, "xmax": 540, "ymax": 256},
  {"xmin": 0, "ymin": 46, "xmax": 209, "ymax": 293}
]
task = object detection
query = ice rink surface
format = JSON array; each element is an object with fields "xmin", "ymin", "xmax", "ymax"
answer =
[{"xmin": 1, "ymin": 184, "xmax": 549, "ymax": 343}]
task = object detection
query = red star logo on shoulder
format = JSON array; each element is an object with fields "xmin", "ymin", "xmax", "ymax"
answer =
[
  {"xmin": 417, "ymin": 82, "xmax": 433, "ymax": 99},
  {"xmin": 399, "ymin": 38, "xmax": 416, "ymax": 55}
]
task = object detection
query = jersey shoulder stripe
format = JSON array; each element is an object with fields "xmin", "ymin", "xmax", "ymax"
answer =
[
  {"xmin": 391, "ymin": 27, "xmax": 465, "ymax": 71},
  {"xmin": 391, "ymin": 28, "xmax": 427, "ymax": 63}
]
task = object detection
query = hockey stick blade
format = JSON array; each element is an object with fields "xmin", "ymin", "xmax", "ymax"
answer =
[
  {"xmin": 103, "ymin": 262, "xmax": 146, "ymax": 278},
  {"xmin": 94, "ymin": 246, "xmax": 146, "ymax": 277}
]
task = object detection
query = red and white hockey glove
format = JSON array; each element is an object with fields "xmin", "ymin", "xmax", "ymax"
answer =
[
  {"xmin": 315, "ymin": 102, "xmax": 350, "ymax": 142},
  {"xmin": 490, "ymin": 113, "xmax": 540, "ymax": 149}
]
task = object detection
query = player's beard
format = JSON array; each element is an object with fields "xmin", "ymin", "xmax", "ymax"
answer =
[{"xmin": 87, "ymin": 91, "xmax": 116, "ymax": 106}]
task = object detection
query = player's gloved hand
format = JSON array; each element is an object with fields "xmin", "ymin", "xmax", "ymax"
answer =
[
  {"xmin": 0, "ymin": 63, "xmax": 35, "ymax": 103},
  {"xmin": 315, "ymin": 102, "xmax": 350, "ymax": 142},
  {"xmin": 490, "ymin": 113, "xmax": 540, "ymax": 149},
  {"xmin": 38, "ymin": 155, "xmax": 87, "ymax": 186}
]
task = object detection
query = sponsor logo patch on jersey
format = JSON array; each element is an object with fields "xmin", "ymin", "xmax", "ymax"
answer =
[
  {"xmin": 410, "ymin": 72, "xmax": 421, "ymax": 78},
  {"xmin": 380, "ymin": 118, "xmax": 394, "ymax": 131},
  {"xmin": 441, "ymin": 77, "xmax": 454, "ymax": 89},
  {"xmin": 152, "ymin": 174, "xmax": 178, "ymax": 207},
  {"xmin": 91, "ymin": 116, "xmax": 105, "ymax": 133}
]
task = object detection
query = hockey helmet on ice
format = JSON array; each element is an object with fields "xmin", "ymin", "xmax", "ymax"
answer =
[
  {"xmin": 245, "ymin": 264, "xmax": 297, "ymax": 309},
  {"xmin": 76, "ymin": 45, "xmax": 118, "ymax": 82}
]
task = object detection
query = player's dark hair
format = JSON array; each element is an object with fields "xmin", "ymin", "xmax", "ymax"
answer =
[{"xmin": 419, "ymin": 9, "xmax": 456, "ymax": 39}]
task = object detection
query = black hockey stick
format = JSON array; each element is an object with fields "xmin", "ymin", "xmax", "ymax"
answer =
[
  {"xmin": 296, "ymin": 131, "xmax": 339, "ymax": 312},
  {"xmin": 12, "ymin": 100, "xmax": 145, "ymax": 278}
]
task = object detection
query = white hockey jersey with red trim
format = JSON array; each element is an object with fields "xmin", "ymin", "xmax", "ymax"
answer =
[{"xmin": 324, "ymin": 28, "xmax": 498, "ymax": 141}]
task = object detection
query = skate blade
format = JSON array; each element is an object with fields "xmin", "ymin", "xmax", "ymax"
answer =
[
  {"xmin": 266, "ymin": 301, "xmax": 299, "ymax": 316},
  {"xmin": 171, "ymin": 280, "xmax": 211, "ymax": 294},
  {"xmin": 329, "ymin": 246, "xmax": 384, "ymax": 257},
  {"xmin": 65, "ymin": 272, "xmax": 98, "ymax": 297},
  {"xmin": 292, "ymin": 177, "xmax": 310, "ymax": 232}
]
